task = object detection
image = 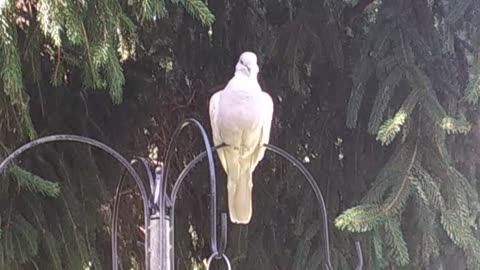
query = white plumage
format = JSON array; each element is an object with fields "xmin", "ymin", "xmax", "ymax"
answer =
[{"xmin": 209, "ymin": 52, "xmax": 274, "ymax": 224}]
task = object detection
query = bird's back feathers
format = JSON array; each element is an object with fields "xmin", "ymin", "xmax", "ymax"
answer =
[{"xmin": 209, "ymin": 53, "xmax": 273, "ymax": 224}]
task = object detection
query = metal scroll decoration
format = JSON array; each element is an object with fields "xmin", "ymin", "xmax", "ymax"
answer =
[{"xmin": 0, "ymin": 119, "xmax": 363, "ymax": 270}]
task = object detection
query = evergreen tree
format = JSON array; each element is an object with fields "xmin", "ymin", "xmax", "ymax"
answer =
[
  {"xmin": 2, "ymin": 0, "xmax": 480, "ymax": 269},
  {"xmin": 336, "ymin": 0, "xmax": 480, "ymax": 268},
  {"xmin": 0, "ymin": 0, "xmax": 213, "ymax": 268}
]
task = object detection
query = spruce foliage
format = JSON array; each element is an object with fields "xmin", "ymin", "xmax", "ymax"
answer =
[
  {"xmin": 336, "ymin": 0, "xmax": 480, "ymax": 268},
  {"xmin": 0, "ymin": 0, "xmax": 214, "ymax": 268},
  {"xmin": 2, "ymin": 0, "xmax": 480, "ymax": 268}
]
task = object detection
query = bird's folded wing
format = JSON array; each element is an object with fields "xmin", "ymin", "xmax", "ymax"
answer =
[
  {"xmin": 251, "ymin": 92, "xmax": 274, "ymax": 168},
  {"xmin": 209, "ymin": 91, "xmax": 228, "ymax": 170}
]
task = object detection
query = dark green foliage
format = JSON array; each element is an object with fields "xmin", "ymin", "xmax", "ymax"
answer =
[
  {"xmin": 383, "ymin": 218, "xmax": 409, "ymax": 266},
  {"xmin": 337, "ymin": 0, "xmax": 480, "ymax": 268},
  {"xmin": 0, "ymin": 215, "xmax": 38, "ymax": 268},
  {"xmin": 334, "ymin": 205, "xmax": 385, "ymax": 232},
  {"xmin": 1, "ymin": 0, "xmax": 215, "ymax": 134},
  {"xmin": 2, "ymin": 0, "xmax": 480, "ymax": 269},
  {"xmin": 0, "ymin": 0, "xmax": 214, "ymax": 268},
  {"xmin": 7, "ymin": 165, "xmax": 60, "ymax": 197},
  {"xmin": 464, "ymin": 52, "xmax": 480, "ymax": 104}
]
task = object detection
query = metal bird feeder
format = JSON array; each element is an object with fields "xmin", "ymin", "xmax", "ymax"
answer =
[{"xmin": 0, "ymin": 118, "xmax": 363, "ymax": 270}]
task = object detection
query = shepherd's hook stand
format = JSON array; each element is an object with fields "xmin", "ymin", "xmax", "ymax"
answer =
[{"xmin": 0, "ymin": 118, "xmax": 363, "ymax": 270}]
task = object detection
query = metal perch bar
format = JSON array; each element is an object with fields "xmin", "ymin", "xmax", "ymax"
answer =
[
  {"xmin": 0, "ymin": 120, "xmax": 364, "ymax": 270},
  {"xmin": 112, "ymin": 158, "xmax": 157, "ymax": 270},
  {"xmin": 168, "ymin": 143, "xmax": 363, "ymax": 270},
  {"xmin": 161, "ymin": 118, "xmax": 222, "ymax": 261},
  {"xmin": 169, "ymin": 144, "xmax": 228, "ymax": 267},
  {"xmin": 0, "ymin": 135, "xmax": 152, "ymax": 270}
]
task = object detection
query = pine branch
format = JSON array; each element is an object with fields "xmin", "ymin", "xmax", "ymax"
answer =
[
  {"xmin": 440, "ymin": 116, "xmax": 471, "ymax": 135},
  {"xmin": 334, "ymin": 204, "xmax": 385, "ymax": 232},
  {"xmin": 464, "ymin": 52, "xmax": 480, "ymax": 104},
  {"xmin": 441, "ymin": 210, "xmax": 474, "ymax": 249},
  {"xmin": 175, "ymin": 0, "xmax": 215, "ymax": 26},
  {"xmin": 138, "ymin": 0, "xmax": 167, "ymax": 22},
  {"xmin": 368, "ymin": 66, "xmax": 404, "ymax": 134},
  {"xmin": 0, "ymin": 14, "xmax": 24, "ymax": 104},
  {"xmin": 105, "ymin": 45, "xmax": 125, "ymax": 103},
  {"xmin": 384, "ymin": 218, "xmax": 409, "ymax": 266},
  {"xmin": 12, "ymin": 215, "xmax": 39, "ymax": 264},
  {"xmin": 375, "ymin": 83, "xmax": 420, "ymax": 146},
  {"xmin": 80, "ymin": 22, "xmax": 103, "ymax": 89},
  {"xmin": 2, "ymin": 230, "xmax": 15, "ymax": 267},
  {"xmin": 383, "ymin": 142, "xmax": 418, "ymax": 214},
  {"xmin": 399, "ymin": 88, "xmax": 420, "ymax": 114},
  {"xmin": 37, "ymin": 0, "xmax": 63, "ymax": 47},
  {"xmin": 8, "ymin": 166, "xmax": 60, "ymax": 197},
  {"xmin": 421, "ymin": 232, "xmax": 440, "ymax": 267},
  {"xmin": 50, "ymin": 47, "xmax": 63, "ymax": 87},
  {"xmin": 396, "ymin": 29, "xmax": 415, "ymax": 66},
  {"xmin": 376, "ymin": 110, "xmax": 407, "ymax": 146},
  {"xmin": 60, "ymin": 196, "xmax": 91, "ymax": 268},
  {"xmin": 0, "ymin": 12, "xmax": 36, "ymax": 139},
  {"xmin": 342, "ymin": 0, "xmax": 480, "ymax": 268},
  {"xmin": 0, "ymin": 215, "xmax": 40, "ymax": 268},
  {"xmin": 62, "ymin": 0, "xmax": 84, "ymax": 46},
  {"xmin": 412, "ymin": 163, "xmax": 445, "ymax": 210},
  {"xmin": 25, "ymin": 197, "xmax": 64, "ymax": 270},
  {"xmin": 372, "ymin": 228, "xmax": 387, "ymax": 268},
  {"xmin": 346, "ymin": 48, "xmax": 373, "ymax": 128},
  {"xmin": 451, "ymin": 167, "xmax": 480, "ymax": 214},
  {"xmin": 362, "ymin": 145, "xmax": 412, "ymax": 204}
]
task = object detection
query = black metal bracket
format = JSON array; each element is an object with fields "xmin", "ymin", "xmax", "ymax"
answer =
[{"xmin": 0, "ymin": 119, "xmax": 363, "ymax": 270}]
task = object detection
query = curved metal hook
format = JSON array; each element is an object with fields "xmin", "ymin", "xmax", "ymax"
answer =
[
  {"xmin": 263, "ymin": 144, "xmax": 333, "ymax": 269},
  {"xmin": 112, "ymin": 158, "xmax": 155, "ymax": 270},
  {"xmin": 169, "ymin": 143, "xmax": 362, "ymax": 269},
  {"xmin": 162, "ymin": 119, "xmax": 219, "ymax": 255},
  {"xmin": 170, "ymin": 145, "xmax": 225, "ymax": 203},
  {"xmin": 206, "ymin": 252, "xmax": 232, "ymax": 270},
  {"xmin": 135, "ymin": 157, "xmax": 155, "ymax": 195},
  {"xmin": 0, "ymin": 135, "xmax": 151, "ymax": 270},
  {"xmin": 168, "ymin": 145, "xmax": 228, "ymax": 266},
  {"xmin": 112, "ymin": 168, "xmax": 129, "ymax": 270},
  {"xmin": 0, "ymin": 133, "xmax": 363, "ymax": 270},
  {"xmin": 264, "ymin": 144, "xmax": 365, "ymax": 270},
  {"xmin": 218, "ymin": 213, "xmax": 228, "ymax": 258},
  {"xmin": 354, "ymin": 241, "xmax": 363, "ymax": 270}
]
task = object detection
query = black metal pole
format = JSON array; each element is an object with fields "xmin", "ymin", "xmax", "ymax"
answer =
[
  {"xmin": 167, "ymin": 143, "xmax": 363, "ymax": 270},
  {"xmin": 0, "ymin": 127, "xmax": 363, "ymax": 270}
]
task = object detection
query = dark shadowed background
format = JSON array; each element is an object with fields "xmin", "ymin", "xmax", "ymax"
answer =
[{"xmin": 1, "ymin": 0, "xmax": 480, "ymax": 269}]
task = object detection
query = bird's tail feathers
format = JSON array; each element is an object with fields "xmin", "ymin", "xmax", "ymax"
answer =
[{"xmin": 227, "ymin": 166, "xmax": 253, "ymax": 224}]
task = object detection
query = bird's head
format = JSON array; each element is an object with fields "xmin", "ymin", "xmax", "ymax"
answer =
[{"xmin": 235, "ymin": 51, "xmax": 259, "ymax": 78}]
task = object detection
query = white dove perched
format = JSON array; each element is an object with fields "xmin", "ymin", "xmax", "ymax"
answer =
[{"xmin": 209, "ymin": 52, "xmax": 274, "ymax": 224}]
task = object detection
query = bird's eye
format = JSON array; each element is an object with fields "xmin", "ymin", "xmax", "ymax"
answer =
[{"xmin": 240, "ymin": 60, "xmax": 244, "ymax": 65}]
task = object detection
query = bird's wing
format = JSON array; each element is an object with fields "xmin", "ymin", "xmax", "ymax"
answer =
[
  {"xmin": 250, "ymin": 91, "xmax": 274, "ymax": 169},
  {"xmin": 259, "ymin": 91, "xmax": 274, "ymax": 148},
  {"xmin": 209, "ymin": 87, "xmax": 248, "ymax": 223},
  {"xmin": 229, "ymin": 90, "xmax": 273, "ymax": 223},
  {"xmin": 209, "ymin": 91, "xmax": 228, "ymax": 171},
  {"xmin": 209, "ymin": 91, "xmax": 222, "ymax": 146}
]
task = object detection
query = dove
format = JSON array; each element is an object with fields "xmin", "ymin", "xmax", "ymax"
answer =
[{"xmin": 209, "ymin": 52, "xmax": 274, "ymax": 224}]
